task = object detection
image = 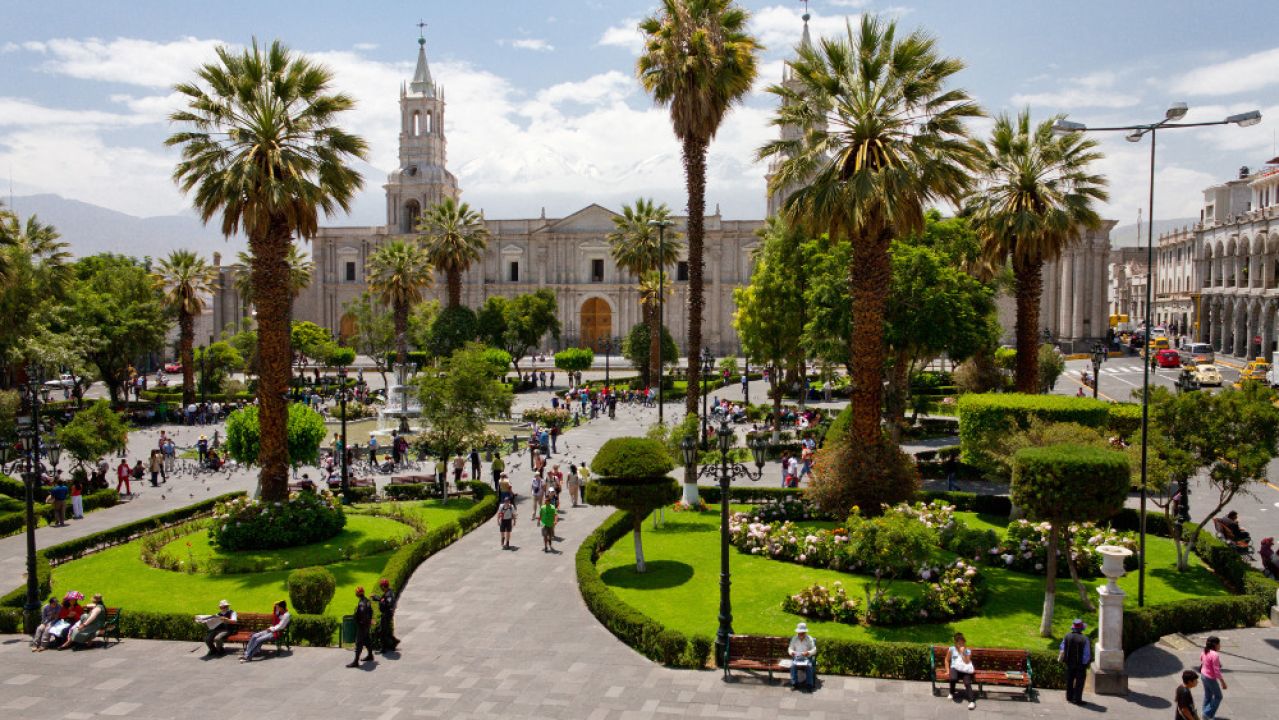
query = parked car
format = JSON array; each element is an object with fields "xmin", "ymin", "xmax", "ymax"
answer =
[
  {"xmin": 163, "ymin": 361, "xmax": 182, "ymax": 373},
  {"xmin": 1193, "ymin": 364, "xmax": 1223, "ymax": 386},
  {"xmin": 1235, "ymin": 360, "xmax": 1270, "ymax": 389},
  {"xmin": 1154, "ymin": 349, "xmax": 1181, "ymax": 368}
]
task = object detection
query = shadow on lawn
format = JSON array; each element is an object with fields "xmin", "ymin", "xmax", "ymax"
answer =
[
  {"xmin": 651, "ymin": 519, "xmax": 716, "ymax": 535},
  {"xmin": 601, "ymin": 560, "xmax": 695, "ymax": 589}
]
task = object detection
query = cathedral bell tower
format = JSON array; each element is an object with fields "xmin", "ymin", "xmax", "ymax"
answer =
[
  {"xmin": 766, "ymin": 11, "xmax": 819, "ymax": 217},
  {"xmin": 385, "ymin": 31, "xmax": 460, "ymax": 234}
]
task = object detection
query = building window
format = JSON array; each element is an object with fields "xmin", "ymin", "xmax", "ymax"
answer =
[
  {"xmin": 345, "ymin": 261, "xmax": 356, "ymax": 282},
  {"xmin": 676, "ymin": 261, "xmax": 689, "ymax": 281},
  {"xmin": 508, "ymin": 261, "xmax": 520, "ymax": 282},
  {"xmin": 591, "ymin": 258, "xmax": 605, "ymax": 282},
  {"xmin": 412, "ymin": 111, "xmax": 420, "ymax": 136}
]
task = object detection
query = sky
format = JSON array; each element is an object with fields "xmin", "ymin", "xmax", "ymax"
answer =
[{"xmin": 1, "ymin": 0, "xmax": 1277, "ymax": 231}]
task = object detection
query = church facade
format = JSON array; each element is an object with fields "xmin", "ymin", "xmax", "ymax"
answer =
[{"xmin": 211, "ymin": 36, "xmax": 764, "ymax": 356}]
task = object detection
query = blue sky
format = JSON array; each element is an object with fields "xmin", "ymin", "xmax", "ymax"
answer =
[{"xmin": 1, "ymin": 0, "xmax": 1276, "ymax": 229}]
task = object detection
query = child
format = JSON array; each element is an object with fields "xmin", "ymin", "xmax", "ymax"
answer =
[{"xmin": 1175, "ymin": 669, "xmax": 1200, "ymax": 720}]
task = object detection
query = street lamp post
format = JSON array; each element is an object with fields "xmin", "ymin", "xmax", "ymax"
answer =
[
  {"xmin": 337, "ymin": 366, "xmax": 351, "ymax": 505},
  {"xmin": 1090, "ymin": 343, "xmax": 1107, "ymax": 400},
  {"xmin": 603, "ymin": 337, "xmax": 612, "ymax": 387},
  {"xmin": 1055, "ymin": 105, "xmax": 1261, "ymax": 607},
  {"xmin": 700, "ymin": 348, "xmax": 715, "ymax": 449},
  {"xmin": 648, "ymin": 218, "xmax": 674, "ymax": 426},
  {"xmin": 681, "ymin": 421, "xmax": 768, "ymax": 669},
  {"xmin": 743, "ymin": 355, "xmax": 750, "ymax": 407},
  {"xmin": 14, "ymin": 369, "xmax": 49, "ymax": 630}
]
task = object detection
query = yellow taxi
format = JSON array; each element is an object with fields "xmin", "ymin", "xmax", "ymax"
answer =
[
  {"xmin": 1146, "ymin": 336, "xmax": 1170, "ymax": 352},
  {"xmin": 1233, "ymin": 360, "xmax": 1270, "ymax": 389}
]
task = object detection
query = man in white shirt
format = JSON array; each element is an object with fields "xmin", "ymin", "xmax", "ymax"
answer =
[
  {"xmin": 204, "ymin": 599, "xmax": 238, "ymax": 656},
  {"xmin": 788, "ymin": 622, "xmax": 817, "ymax": 691}
]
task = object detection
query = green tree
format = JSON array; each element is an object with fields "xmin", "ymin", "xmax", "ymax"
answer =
[
  {"xmin": 639, "ymin": 0, "xmax": 760, "ymax": 418},
  {"xmin": 344, "ymin": 293, "xmax": 397, "ymax": 390},
  {"xmin": 607, "ymin": 198, "xmax": 683, "ymax": 385},
  {"xmin": 224, "ymin": 403, "xmax": 328, "ymax": 469},
  {"xmin": 415, "ymin": 343, "xmax": 514, "ymax": 493},
  {"xmin": 366, "ymin": 238, "xmax": 433, "ymax": 372},
  {"xmin": 169, "ymin": 39, "xmax": 368, "ymax": 502},
  {"xmin": 760, "ymin": 14, "xmax": 981, "ymax": 452},
  {"xmin": 418, "ymin": 197, "xmax": 489, "ymax": 308},
  {"xmin": 153, "ymin": 250, "xmax": 218, "ymax": 406},
  {"xmin": 194, "ymin": 341, "xmax": 244, "ymax": 397},
  {"xmin": 1037, "ymin": 343, "xmax": 1066, "ymax": 393},
  {"xmin": 475, "ymin": 290, "xmax": 561, "ymax": 374},
  {"xmin": 233, "ymin": 244, "xmax": 314, "ymax": 307},
  {"xmin": 0, "ymin": 209, "xmax": 73, "ymax": 379},
  {"xmin": 588, "ymin": 437, "xmax": 679, "ymax": 572},
  {"xmin": 427, "ymin": 305, "xmax": 478, "ymax": 359},
  {"xmin": 68, "ymin": 254, "xmax": 169, "ymax": 403},
  {"xmin": 734, "ymin": 218, "xmax": 805, "ymax": 440},
  {"xmin": 222, "ymin": 319, "xmax": 259, "ymax": 381},
  {"xmin": 55, "ymin": 400, "xmax": 129, "ymax": 470},
  {"xmin": 1011, "ymin": 444, "xmax": 1129, "ymax": 636},
  {"xmin": 623, "ymin": 322, "xmax": 678, "ymax": 381},
  {"xmin": 290, "ymin": 321, "xmax": 334, "ymax": 371},
  {"xmin": 968, "ymin": 111, "xmax": 1108, "ymax": 393},
  {"xmin": 554, "ymin": 348, "xmax": 595, "ymax": 374}
]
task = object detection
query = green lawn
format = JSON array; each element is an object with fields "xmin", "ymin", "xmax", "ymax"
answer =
[
  {"xmin": 353, "ymin": 497, "xmax": 477, "ymax": 528},
  {"xmin": 597, "ymin": 506, "xmax": 1229, "ymax": 652},
  {"xmin": 162, "ymin": 514, "xmax": 416, "ymax": 571},
  {"xmin": 51, "ymin": 498, "xmax": 477, "ymax": 619}
]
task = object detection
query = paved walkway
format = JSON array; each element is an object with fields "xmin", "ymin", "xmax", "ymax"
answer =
[{"xmin": 3, "ymin": 392, "xmax": 1277, "ymax": 718}]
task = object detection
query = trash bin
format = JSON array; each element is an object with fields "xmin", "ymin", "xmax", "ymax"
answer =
[{"xmin": 340, "ymin": 614, "xmax": 356, "ymax": 646}]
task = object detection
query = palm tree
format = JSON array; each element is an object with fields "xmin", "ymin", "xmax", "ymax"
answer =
[
  {"xmin": 968, "ymin": 111, "xmax": 1108, "ymax": 393},
  {"xmin": 0, "ymin": 209, "xmax": 72, "ymax": 295},
  {"xmin": 152, "ymin": 250, "xmax": 219, "ymax": 406},
  {"xmin": 233, "ymin": 244, "xmax": 314, "ymax": 308},
  {"xmin": 167, "ymin": 39, "xmax": 368, "ymax": 501},
  {"xmin": 638, "ymin": 0, "xmax": 760, "ymax": 417},
  {"xmin": 607, "ymin": 198, "xmax": 683, "ymax": 386},
  {"xmin": 637, "ymin": 270, "xmax": 673, "ymax": 383},
  {"xmin": 418, "ymin": 197, "xmax": 489, "ymax": 308},
  {"xmin": 365, "ymin": 239, "xmax": 434, "ymax": 369},
  {"xmin": 759, "ymin": 15, "xmax": 982, "ymax": 448}
]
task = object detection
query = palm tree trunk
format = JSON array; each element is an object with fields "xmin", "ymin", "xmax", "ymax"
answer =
[
  {"xmin": 885, "ymin": 349, "xmax": 911, "ymax": 444},
  {"xmin": 646, "ymin": 301, "xmax": 659, "ymax": 389},
  {"xmin": 252, "ymin": 223, "xmax": 294, "ymax": 502},
  {"xmin": 847, "ymin": 229, "xmax": 892, "ymax": 446},
  {"xmin": 179, "ymin": 311, "xmax": 195, "ymax": 407},
  {"xmin": 682, "ymin": 136, "xmax": 707, "ymax": 506},
  {"xmin": 1039, "ymin": 523, "xmax": 1060, "ymax": 637},
  {"xmin": 1014, "ymin": 255, "xmax": 1044, "ymax": 394},
  {"xmin": 447, "ymin": 270, "xmax": 462, "ymax": 308}
]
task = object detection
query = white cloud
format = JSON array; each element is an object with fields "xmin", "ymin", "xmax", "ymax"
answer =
[
  {"xmin": 0, "ymin": 97, "xmax": 152, "ymax": 127},
  {"xmin": 503, "ymin": 38, "xmax": 554, "ymax": 52},
  {"xmin": 828, "ymin": 0, "xmax": 870, "ymax": 7},
  {"xmin": 1172, "ymin": 47, "xmax": 1279, "ymax": 97},
  {"xmin": 27, "ymin": 36, "xmax": 225, "ymax": 88},
  {"xmin": 751, "ymin": 5, "xmax": 856, "ymax": 54},
  {"xmin": 352, "ymin": 43, "xmax": 378, "ymax": 51},
  {"xmin": 1010, "ymin": 71, "xmax": 1140, "ymax": 110},
  {"xmin": 598, "ymin": 18, "xmax": 643, "ymax": 53}
]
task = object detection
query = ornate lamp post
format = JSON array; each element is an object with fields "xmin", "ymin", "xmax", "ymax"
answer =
[
  {"xmin": 648, "ymin": 218, "xmax": 674, "ymax": 425},
  {"xmin": 11, "ymin": 369, "xmax": 49, "ymax": 630},
  {"xmin": 1056, "ymin": 104, "xmax": 1261, "ymax": 606},
  {"xmin": 700, "ymin": 348, "xmax": 715, "ymax": 449},
  {"xmin": 1090, "ymin": 343, "xmax": 1107, "ymax": 399},
  {"xmin": 603, "ymin": 337, "xmax": 613, "ymax": 387},
  {"xmin": 681, "ymin": 422, "xmax": 767, "ymax": 668},
  {"xmin": 337, "ymin": 366, "xmax": 352, "ymax": 505}
]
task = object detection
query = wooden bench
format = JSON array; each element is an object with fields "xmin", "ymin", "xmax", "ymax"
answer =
[
  {"xmin": 94, "ymin": 607, "xmax": 122, "ymax": 646},
  {"xmin": 930, "ymin": 646, "xmax": 1034, "ymax": 700},
  {"xmin": 223, "ymin": 613, "xmax": 291, "ymax": 656},
  {"xmin": 1212, "ymin": 518, "xmax": 1254, "ymax": 557},
  {"xmin": 724, "ymin": 635, "xmax": 790, "ymax": 682}
]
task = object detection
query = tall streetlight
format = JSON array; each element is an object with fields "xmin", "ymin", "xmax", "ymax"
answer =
[
  {"xmin": 681, "ymin": 421, "xmax": 768, "ymax": 669},
  {"xmin": 336, "ymin": 366, "xmax": 352, "ymax": 505},
  {"xmin": 4, "ymin": 368, "xmax": 60, "ymax": 631},
  {"xmin": 648, "ymin": 218, "xmax": 674, "ymax": 425},
  {"xmin": 700, "ymin": 348, "xmax": 715, "ymax": 449},
  {"xmin": 1055, "ymin": 104, "xmax": 1261, "ymax": 607},
  {"xmin": 1090, "ymin": 343, "xmax": 1107, "ymax": 400}
]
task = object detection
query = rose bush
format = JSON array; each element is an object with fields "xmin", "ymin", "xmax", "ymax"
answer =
[
  {"xmin": 209, "ymin": 490, "xmax": 346, "ymax": 551},
  {"xmin": 782, "ymin": 581, "xmax": 861, "ymax": 623},
  {"xmin": 987, "ymin": 519, "xmax": 1137, "ymax": 577}
]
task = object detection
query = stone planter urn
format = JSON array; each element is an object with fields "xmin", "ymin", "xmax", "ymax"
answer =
[{"xmin": 1092, "ymin": 544, "xmax": 1134, "ymax": 695}]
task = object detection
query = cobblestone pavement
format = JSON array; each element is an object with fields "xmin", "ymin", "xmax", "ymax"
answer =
[{"xmin": 2, "ymin": 391, "xmax": 1276, "ymax": 718}]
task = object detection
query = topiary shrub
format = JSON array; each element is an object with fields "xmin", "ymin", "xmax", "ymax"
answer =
[
  {"xmin": 957, "ymin": 394, "xmax": 1111, "ymax": 472},
  {"xmin": 210, "ymin": 490, "xmax": 346, "ymax": 551},
  {"xmin": 224, "ymin": 403, "xmax": 328, "ymax": 468},
  {"xmin": 807, "ymin": 433, "xmax": 919, "ymax": 518},
  {"xmin": 1012, "ymin": 443, "xmax": 1129, "ymax": 637},
  {"xmin": 287, "ymin": 566, "xmax": 337, "ymax": 615},
  {"xmin": 590, "ymin": 437, "xmax": 678, "ymax": 573}
]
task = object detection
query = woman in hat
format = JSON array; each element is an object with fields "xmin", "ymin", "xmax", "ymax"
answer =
[
  {"xmin": 36, "ymin": 592, "xmax": 84, "ymax": 650},
  {"xmin": 62, "ymin": 593, "xmax": 108, "ymax": 648}
]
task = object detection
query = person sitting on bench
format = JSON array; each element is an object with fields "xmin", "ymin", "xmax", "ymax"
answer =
[
  {"xmin": 61, "ymin": 594, "xmax": 107, "ymax": 648},
  {"xmin": 1219, "ymin": 511, "xmax": 1251, "ymax": 544},
  {"xmin": 788, "ymin": 622, "xmax": 817, "ymax": 691},
  {"xmin": 240, "ymin": 600, "xmax": 289, "ymax": 663},
  {"xmin": 947, "ymin": 632, "xmax": 977, "ymax": 709}
]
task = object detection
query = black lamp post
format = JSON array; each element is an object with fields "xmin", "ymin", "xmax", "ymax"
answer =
[
  {"xmin": 682, "ymin": 422, "xmax": 767, "ymax": 670},
  {"xmin": 743, "ymin": 355, "xmax": 750, "ymax": 407},
  {"xmin": 337, "ymin": 366, "xmax": 351, "ymax": 506},
  {"xmin": 11, "ymin": 369, "xmax": 52, "ymax": 631},
  {"xmin": 648, "ymin": 218, "xmax": 673, "ymax": 425},
  {"xmin": 700, "ymin": 348, "xmax": 715, "ymax": 449},
  {"xmin": 1090, "ymin": 343, "xmax": 1107, "ymax": 400},
  {"xmin": 199, "ymin": 346, "xmax": 208, "ymax": 406},
  {"xmin": 1055, "ymin": 104, "xmax": 1261, "ymax": 607},
  {"xmin": 603, "ymin": 337, "xmax": 613, "ymax": 387}
]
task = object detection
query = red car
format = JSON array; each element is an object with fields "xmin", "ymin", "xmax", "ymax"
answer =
[
  {"xmin": 1155, "ymin": 349, "xmax": 1181, "ymax": 368},
  {"xmin": 163, "ymin": 361, "xmax": 182, "ymax": 373}
]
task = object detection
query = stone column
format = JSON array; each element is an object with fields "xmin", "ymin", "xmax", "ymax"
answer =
[
  {"xmin": 1059, "ymin": 253, "xmax": 1075, "ymax": 341},
  {"xmin": 1042, "ymin": 260, "xmax": 1058, "ymax": 340},
  {"xmin": 1072, "ymin": 250, "xmax": 1088, "ymax": 342},
  {"xmin": 1093, "ymin": 545, "xmax": 1132, "ymax": 695}
]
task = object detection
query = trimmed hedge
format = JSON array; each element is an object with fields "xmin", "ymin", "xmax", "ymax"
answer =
[
  {"xmin": 384, "ymin": 483, "xmax": 439, "ymax": 501},
  {"xmin": 380, "ymin": 493, "xmax": 497, "ymax": 595},
  {"xmin": 113, "ymin": 608, "xmax": 337, "ymax": 647},
  {"xmin": 591, "ymin": 437, "xmax": 675, "ymax": 479},
  {"xmin": 957, "ymin": 394, "xmax": 1112, "ymax": 469},
  {"xmin": 0, "ymin": 474, "xmax": 25, "ymax": 500}
]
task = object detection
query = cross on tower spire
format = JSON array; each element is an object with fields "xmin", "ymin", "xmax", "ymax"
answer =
[{"xmin": 417, "ymin": 20, "xmax": 427, "ymax": 39}]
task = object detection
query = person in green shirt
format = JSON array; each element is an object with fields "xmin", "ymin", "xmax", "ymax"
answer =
[
  {"xmin": 538, "ymin": 498, "xmax": 557, "ymax": 552},
  {"xmin": 490, "ymin": 455, "xmax": 505, "ymax": 492}
]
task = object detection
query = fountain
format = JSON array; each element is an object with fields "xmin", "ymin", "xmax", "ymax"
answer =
[{"xmin": 380, "ymin": 363, "xmax": 422, "ymax": 433}]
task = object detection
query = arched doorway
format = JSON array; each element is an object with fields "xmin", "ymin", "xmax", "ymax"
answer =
[
  {"xmin": 580, "ymin": 298, "xmax": 612, "ymax": 351},
  {"xmin": 401, "ymin": 199, "xmax": 421, "ymax": 233},
  {"xmin": 339, "ymin": 313, "xmax": 358, "ymax": 344}
]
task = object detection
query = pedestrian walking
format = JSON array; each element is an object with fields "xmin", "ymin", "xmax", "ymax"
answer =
[
  {"xmin": 538, "ymin": 495, "xmax": 557, "ymax": 552},
  {"xmin": 1176, "ymin": 670, "xmax": 1200, "ymax": 720},
  {"xmin": 1059, "ymin": 618, "xmax": 1092, "ymax": 704},
  {"xmin": 497, "ymin": 496, "xmax": 516, "ymax": 549},
  {"xmin": 346, "ymin": 587, "xmax": 374, "ymax": 667},
  {"xmin": 452, "ymin": 454, "xmax": 465, "ymax": 487},
  {"xmin": 490, "ymin": 454, "xmax": 505, "ymax": 492},
  {"xmin": 372, "ymin": 579, "xmax": 399, "ymax": 653},
  {"xmin": 1199, "ymin": 636, "xmax": 1226, "ymax": 719},
  {"xmin": 566, "ymin": 463, "xmax": 581, "ymax": 507},
  {"xmin": 148, "ymin": 450, "xmax": 164, "ymax": 486},
  {"xmin": 69, "ymin": 475, "xmax": 84, "ymax": 519},
  {"xmin": 115, "ymin": 459, "xmax": 132, "ymax": 496},
  {"xmin": 470, "ymin": 448, "xmax": 481, "ymax": 482},
  {"xmin": 47, "ymin": 476, "xmax": 69, "ymax": 527}
]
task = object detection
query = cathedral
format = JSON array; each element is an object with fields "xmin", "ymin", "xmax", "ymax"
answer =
[{"xmin": 210, "ymin": 34, "xmax": 765, "ymax": 356}]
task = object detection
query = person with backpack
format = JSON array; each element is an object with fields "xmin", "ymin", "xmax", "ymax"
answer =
[{"xmin": 497, "ymin": 496, "xmax": 516, "ymax": 549}]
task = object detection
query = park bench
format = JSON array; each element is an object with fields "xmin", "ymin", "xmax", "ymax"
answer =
[
  {"xmin": 94, "ymin": 607, "xmax": 122, "ymax": 646},
  {"xmin": 723, "ymin": 635, "xmax": 790, "ymax": 682},
  {"xmin": 224, "ymin": 613, "xmax": 291, "ymax": 656},
  {"xmin": 929, "ymin": 646, "xmax": 1034, "ymax": 700},
  {"xmin": 1212, "ymin": 518, "xmax": 1254, "ymax": 557}
]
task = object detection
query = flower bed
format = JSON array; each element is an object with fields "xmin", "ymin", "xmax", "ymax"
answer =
[
  {"xmin": 987, "ymin": 519, "xmax": 1137, "ymax": 577},
  {"xmin": 210, "ymin": 490, "xmax": 346, "ymax": 551}
]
